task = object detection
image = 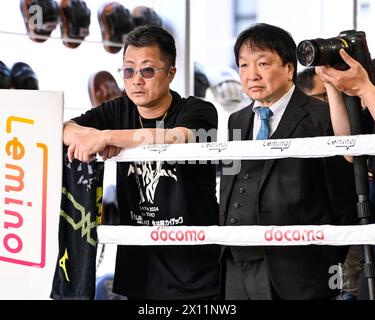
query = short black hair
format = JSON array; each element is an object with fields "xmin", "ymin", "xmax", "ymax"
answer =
[
  {"xmin": 296, "ymin": 67, "xmax": 317, "ymax": 92},
  {"xmin": 123, "ymin": 25, "xmax": 176, "ymax": 67},
  {"xmin": 234, "ymin": 23, "xmax": 297, "ymax": 81}
]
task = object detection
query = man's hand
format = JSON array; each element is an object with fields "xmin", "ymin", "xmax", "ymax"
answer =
[
  {"xmin": 99, "ymin": 145, "xmax": 122, "ymax": 161},
  {"xmin": 63, "ymin": 121, "xmax": 195, "ymax": 163},
  {"xmin": 67, "ymin": 128, "xmax": 108, "ymax": 163}
]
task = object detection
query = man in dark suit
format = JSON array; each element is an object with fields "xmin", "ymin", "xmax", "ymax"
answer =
[{"xmin": 220, "ymin": 23, "xmax": 358, "ymax": 300}]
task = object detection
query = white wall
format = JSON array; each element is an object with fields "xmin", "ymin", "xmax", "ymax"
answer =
[
  {"xmin": 357, "ymin": 0, "xmax": 375, "ymax": 57},
  {"xmin": 190, "ymin": 0, "xmax": 359, "ymax": 74},
  {"xmin": 190, "ymin": 0, "xmax": 235, "ymax": 71},
  {"xmin": 0, "ymin": 0, "xmax": 188, "ymax": 121},
  {"xmin": 257, "ymin": 0, "xmax": 353, "ymax": 42},
  {"xmin": 2, "ymin": 0, "xmax": 375, "ymax": 121},
  {"xmin": 257, "ymin": 0, "xmax": 357, "ymax": 70}
]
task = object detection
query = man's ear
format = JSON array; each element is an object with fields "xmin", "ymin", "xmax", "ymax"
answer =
[
  {"xmin": 168, "ymin": 67, "xmax": 177, "ymax": 82},
  {"xmin": 287, "ymin": 63, "xmax": 294, "ymax": 81}
]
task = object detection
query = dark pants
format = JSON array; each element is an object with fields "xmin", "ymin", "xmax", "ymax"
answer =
[{"xmin": 224, "ymin": 253, "xmax": 279, "ymax": 300}]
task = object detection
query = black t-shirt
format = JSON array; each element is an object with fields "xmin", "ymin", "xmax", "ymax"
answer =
[{"xmin": 72, "ymin": 90, "xmax": 220, "ymax": 299}]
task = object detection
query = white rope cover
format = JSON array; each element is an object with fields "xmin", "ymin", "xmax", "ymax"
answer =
[
  {"xmin": 102, "ymin": 134, "xmax": 375, "ymax": 162},
  {"xmin": 98, "ymin": 134, "xmax": 375, "ymax": 246},
  {"xmin": 97, "ymin": 224, "xmax": 375, "ymax": 246}
]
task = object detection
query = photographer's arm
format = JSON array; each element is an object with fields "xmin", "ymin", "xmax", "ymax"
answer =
[
  {"xmin": 322, "ymin": 81, "xmax": 351, "ymax": 136},
  {"xmin": 316, "ymin": 64, "xmax": 352, "ymax": 162}
]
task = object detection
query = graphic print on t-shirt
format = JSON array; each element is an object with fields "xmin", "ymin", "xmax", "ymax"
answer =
[
  {"xmin": 127, "ymin": 161, "xmax": 183, "ymax": 226},
  {"xmin": 128, "ymin": 161, "xmax": 177, "ymax": 204}
]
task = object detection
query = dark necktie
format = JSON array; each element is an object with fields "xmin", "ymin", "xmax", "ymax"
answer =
[{"xmin": 256, "ymin": 107, "xmax": 273, "ymax": 140}]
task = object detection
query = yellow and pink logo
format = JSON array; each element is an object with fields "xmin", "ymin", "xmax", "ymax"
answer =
[{"xmin": 1, "ymin": 116, "xmax": 48, "ymax": 268}]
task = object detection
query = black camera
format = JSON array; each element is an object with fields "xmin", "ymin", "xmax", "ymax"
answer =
[{"xmin": 297, "ymin": 30, "xmax": 372, "ymax": 73}]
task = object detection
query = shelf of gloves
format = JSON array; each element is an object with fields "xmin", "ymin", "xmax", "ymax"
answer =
[
  {"xmin": 0, "ymin": 30, "xmax": 125, "ymax": 48},
  {"xmin": 0, "ymin": 60, "xmax": 38, "ymax": 90},
  {"xmin": 18, "ymin": 0, "xmax": 163, "ymax": 53}
]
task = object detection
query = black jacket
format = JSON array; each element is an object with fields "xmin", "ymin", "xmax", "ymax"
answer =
[{"xmin": 220, "ymin": 87, "xmax": 358, "ymax": 299}]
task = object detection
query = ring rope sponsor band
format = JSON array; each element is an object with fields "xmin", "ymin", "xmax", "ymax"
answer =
[
  {"xmin": 98, "ymin": 134, "xmax": 375, "ymax": 247},
  {"xmin": 97, "ymin": 224, "xmax": 375, "ymax": 246},
  {"xmin": 102, "ymin": 134, "xmax": 375, "ymax": 162}
]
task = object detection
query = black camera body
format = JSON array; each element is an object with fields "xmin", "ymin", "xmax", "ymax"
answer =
[{"xmin": 297, "ymin": 30, "xmax": 372, "ymax": 76}]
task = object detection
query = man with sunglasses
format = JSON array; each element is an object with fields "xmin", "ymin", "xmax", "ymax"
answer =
[{"xmin": 63, "ymin": 25, "xmax": 220, "ymax": 300}]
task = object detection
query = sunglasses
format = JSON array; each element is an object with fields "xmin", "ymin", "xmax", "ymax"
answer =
[{"xmin": 118, "ymin": 66, "xmax": 170, "ymax": 79}]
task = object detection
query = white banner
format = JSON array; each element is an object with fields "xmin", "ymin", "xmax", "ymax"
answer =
[
  {"xmin": 105, "ymin": 134, "xmax": 375, "ymax": 162},
  {"xmin": 98, "ymin": 224, "xmax": 375, "ymax": 246},
  {"xmin": 0, "ymin": 90, "xmax": 63, "ymax": 299}
]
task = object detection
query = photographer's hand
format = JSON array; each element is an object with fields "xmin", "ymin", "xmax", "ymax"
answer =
[
  {"xmin": 317, "ymin": 49, "xmax": 375, "ymax": 121},
  {"xmin": 316, "ymin": 49, "xmax": 372, "ymax": 97}
]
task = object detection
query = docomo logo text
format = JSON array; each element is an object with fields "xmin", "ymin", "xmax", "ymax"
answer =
[
  {"xmin": 150, "ymin": 227, "xmax": 206, "ymax": 242},
  {"xmin": 265, "ymin": 226, "xmax": 325, "ymax": 242}
]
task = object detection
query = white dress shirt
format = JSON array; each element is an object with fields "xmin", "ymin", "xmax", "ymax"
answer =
[{"xmin": 252, "ymin": 85, "xmax": 295, "ymax": 140}]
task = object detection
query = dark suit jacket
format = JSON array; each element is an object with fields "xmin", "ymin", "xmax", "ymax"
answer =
[{"xmin": 220, "ymin": 87, "xmax": 358, "ymax": 299}]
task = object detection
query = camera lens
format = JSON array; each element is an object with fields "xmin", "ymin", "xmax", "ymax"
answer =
[
  {"xmin": 297, "ymin": 41, "xmax": 318, "ymax": 66},
  {"xmin": 297, "ymin": 37, "xmax": 351, "ymax": 69}
]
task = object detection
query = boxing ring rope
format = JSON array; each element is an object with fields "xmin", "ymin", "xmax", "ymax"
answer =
[
  {"xmin": 97, "ymin": 133, "xmax": 375, "ymax": 246},
  {"xmin": 98, "ymin": 224, "xmax": 375, "ymax": 246},
  {"xmin": 101, "ymin": 134, "xmax": 375, "ymax": 162}
]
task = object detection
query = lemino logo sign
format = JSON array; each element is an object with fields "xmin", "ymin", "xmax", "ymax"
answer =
[{"xmin": 0, "ymin": 116, "xmax": 48, "ymax": 268}]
